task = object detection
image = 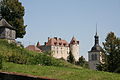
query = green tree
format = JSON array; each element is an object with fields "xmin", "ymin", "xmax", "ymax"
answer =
[
  {"xmin": 98, "ymin": 32, "xmax": 120, "ymax": 73},
  {"xmin": 0, "ymin": 54, "xmax": 2, "ymax": 69},
  {"xmin": 76, "ymin": 56, "xmax": 88, "ymax": 68},
  {"xmin": 67, "ymin": 51, "xmax": 75, "ymax": 64},
  {"xmin": 1, "ymin": 0, "xmax": 26, "ymax": 38}
]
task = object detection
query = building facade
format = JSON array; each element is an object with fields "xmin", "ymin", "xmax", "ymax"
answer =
[
  {"xmin": 88, "ymin": 31, "xmax": 104, "ymax": 70},
  {"xmin": 0, "ymin": 18, "xmax": 16, "ymax": 40},
  {"xmin": 37, "ymin": 37, "xmax": 80, "ymax": 61}
]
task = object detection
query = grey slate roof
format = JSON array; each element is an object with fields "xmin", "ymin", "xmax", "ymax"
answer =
[
  {"xmin": 91, "ymin": 44, "xmax": 103, "ymax": 52},
  {"xmin": 0, "ymin": 18, "xmax": 15, "ymax": 30}
]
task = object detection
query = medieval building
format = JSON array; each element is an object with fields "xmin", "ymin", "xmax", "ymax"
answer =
[
  {"xmin": 37, "ymin": 37, "xmax": 80, "ymax": 61},
  {"xmin": 88, "ymin": 30, "xmax": 104, "ymax": 70},
  {"xmin": 0, "ymin": 18, "xmax": 16, "ymax": 41}
]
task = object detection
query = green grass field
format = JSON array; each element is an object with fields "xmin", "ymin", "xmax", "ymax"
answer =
[
  {"xmin": 1, "ymin": 62, "xmax": 120, "ymax": 80},
  {"xmin": 0, "ymin": 39, "xmax": 120, "ymax": 80}
]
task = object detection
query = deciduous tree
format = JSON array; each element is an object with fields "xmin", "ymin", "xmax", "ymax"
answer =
[{"xmin": 1, "ymin": 0, "xmax": 26, "ymax": 38}]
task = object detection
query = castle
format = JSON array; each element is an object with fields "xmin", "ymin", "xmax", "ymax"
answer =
[{"xmin": 36, "ymin": 36, "xmax": 80, "ymax": 61}]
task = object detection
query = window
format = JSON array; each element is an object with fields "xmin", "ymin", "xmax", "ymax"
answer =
[
  {"xmin": 54, "ymin": 42, "xmax": 57, "ymax": 45},
  {"xmin": 91, "ymin": 54, "xmax": 97, "ymax": 61}
]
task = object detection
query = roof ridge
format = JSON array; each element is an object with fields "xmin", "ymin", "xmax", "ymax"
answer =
[{"xmin": 0, "ymin": 18, "xmax": 13, "ymax": 28}]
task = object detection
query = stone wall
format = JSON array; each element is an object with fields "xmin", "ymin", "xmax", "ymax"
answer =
[{"xmin": 0, "ymin": 71, "xmax": 57, "ymax": 80}]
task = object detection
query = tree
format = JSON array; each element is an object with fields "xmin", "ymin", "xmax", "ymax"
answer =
[
  {"xmin": 0, "ymin": 54, "xmax": 2, "ymax": 69},
  {"xmin": 67, "ymin": 51, "xmax": 75, "ymax": 64},
  {"xmin": 1, "ymin": 0, "xmax": 26, "ymax": 38},
  {"xmin": 76, "ymin": 56, "xmax": 88, "ymax": 68},
  {"xmin": 98, "ymin": 32, "xmax": 120, "ymax": 73}
]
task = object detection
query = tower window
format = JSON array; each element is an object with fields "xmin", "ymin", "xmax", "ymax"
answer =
[{"xmin": 91, "ymin": 54, "xmax": 97, "ymax": 61}]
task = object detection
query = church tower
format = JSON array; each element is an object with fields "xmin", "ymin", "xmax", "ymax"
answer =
[
  {"xmin": 69, "ymin": 36, "xmax": 80, "ymax": 61},
  {"xmin": 88, "ymin": 27, "xmax": 104, "ymax": 70}
]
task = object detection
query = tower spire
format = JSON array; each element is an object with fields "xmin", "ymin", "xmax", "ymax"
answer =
[
  {"xmin": 96, "ymin": 23, "xmax": 98, "ymax": 36},
  {"xmin": 94, "ymin": 24, "xmax": 99, "ymax": 45}
]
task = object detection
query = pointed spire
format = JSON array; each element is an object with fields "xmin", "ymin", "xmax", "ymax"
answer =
[
  {"xmin": 36, "ymin": 41, "xmax": 40, "ymax": 47},
  {"xmin": 96, "ymin": 23, "xmax": 98, "ymax": 36},
  {"xmin": 94, "ymin": 24, "xmax": 99, "ymax": 45},
  {"xmin": 70, "ymin": 36, "xmax": 78, "ymax": 44}
]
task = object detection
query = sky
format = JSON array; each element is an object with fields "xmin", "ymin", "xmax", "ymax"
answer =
[{"xmin": 18, "ymin": 0, "xmax": 120, "ymax": 60}]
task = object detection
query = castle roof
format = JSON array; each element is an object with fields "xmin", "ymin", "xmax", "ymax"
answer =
[
  {"xmin": 26, "ymin": 45, "xmax": 42, "ymax": 53},
  {"xmin": 45, "ymin": 37, "xmax": 69, "ymax": 46},
  {"xmin": 0, "ymin": 18, "xmax": 15, "ymax": 30},
  {"xmin": 70, "ymin": 36, "xmax": 79, "ymax": 44}
]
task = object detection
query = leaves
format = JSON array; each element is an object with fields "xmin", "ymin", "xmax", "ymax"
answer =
[
  {"xmin": 1, "ymin": 0, "xmax": 26, "ymax": 38},
  {"xmin": 98, "ymin": 32, "xmax": 120, "ymax": 73}
]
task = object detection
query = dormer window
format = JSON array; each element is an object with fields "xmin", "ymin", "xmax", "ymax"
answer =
[
  {"xmin": 63, "ymin": 43, "xmax": 66, "ymax": 46},
  {"xmin": 54, "ymin": 42, "xmax": 57, "ymax": 45},
  {"xmin": 59, "ymin": 43, "xmax": 62, "ymax": 46}
]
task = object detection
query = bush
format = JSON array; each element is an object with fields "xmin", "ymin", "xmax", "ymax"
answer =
[{"xmin": 28, "ymin": 53, "xmax": 65, "ymax": 66}]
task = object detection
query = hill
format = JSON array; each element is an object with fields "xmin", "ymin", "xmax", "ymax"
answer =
[
  {"xmin": 1, "ymin": 62, "xmax": 120, "ymax": 80},
  {"xmin": 0, "ymin": 39, "xmax": 120, "ymax": 80}
]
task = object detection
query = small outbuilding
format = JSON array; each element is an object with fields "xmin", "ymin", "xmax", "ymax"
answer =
[{"xmin": 0, "ymin": 18, "xmax": 16, "ymax": 40}]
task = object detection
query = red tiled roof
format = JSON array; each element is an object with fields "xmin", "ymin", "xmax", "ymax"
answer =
[
  {"xmin": 46, "ymin": 37, "xmax": 69, "ymax": 46},
  {"xmin": 26, "ymin": 45, "xmax": 42, "ymax": 53}
]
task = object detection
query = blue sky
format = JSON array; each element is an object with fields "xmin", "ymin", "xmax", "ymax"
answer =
[{"xmin": 18, "ymin": 0, "xmax": 120, "ymax": 60}]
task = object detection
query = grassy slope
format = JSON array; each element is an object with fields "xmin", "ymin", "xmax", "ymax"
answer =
[
  {"xmin": 1, "ymin": 62, "xmax": 120, "ymax": 80},
  {"xmin": 0, "ymin": 39, "xmax": 120, "ymax": 80}
]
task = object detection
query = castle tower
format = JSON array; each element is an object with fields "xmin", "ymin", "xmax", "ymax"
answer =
[
  {"xmin": 88, "ymin": 27, "xmax": 104, "ymax": 70},
  {"xmin": 69, "ymin": 36, "xmax": 80, "ymax": 61}
]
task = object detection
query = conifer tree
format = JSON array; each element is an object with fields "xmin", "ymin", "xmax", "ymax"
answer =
[
  {"xmin": 98, "ymin": 32, "xmax": 120, "ymax": 73},
  {"xmin": 0, "ymin": 0, "xmax": 26, "ymax": 38},
  {"xmin": 67, "ymin": 51, "xmax": 75, "ymax": 64},
  {"xmin": 76, "ymin": 56, "xmax": 88, "ymax": 68}
]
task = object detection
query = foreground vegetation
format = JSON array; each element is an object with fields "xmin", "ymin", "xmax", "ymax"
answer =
[
  {"xmin": 0, "ymin": 39, "xmax": 76, "ymax": 68},
  {"xmin": 0, "ymin": 62, "xmax": 120, "ymax": 80},
  {"xmin": 0, "ymin": 39, "xmax": 120, "ymax": 80}
]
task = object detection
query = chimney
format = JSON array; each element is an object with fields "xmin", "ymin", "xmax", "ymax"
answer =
[
  {"xmin": 48, "ymin": 37, "xmax": 50, "ymax": 40},
  {"xmin": 54, "ymin": 37, "xmax": 57, "ymax": 40}
]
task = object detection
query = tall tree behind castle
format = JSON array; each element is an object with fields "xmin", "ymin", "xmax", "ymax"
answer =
[
  {"xmin": 98, "ymin": 32, "xmax": 120, "ymax": 73},
  {"xmin": 0, "ymin": 0, "xmax": 26, "ymax": 38}
]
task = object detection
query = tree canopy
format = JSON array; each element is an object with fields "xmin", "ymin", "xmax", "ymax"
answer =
[
  {"xmin": 97, "ymin": 32, "xmax": 120, "ymax": 73},
  {"xmin": 67, "ymin": 51, "xmax": 75, "ymax": 64},
  {"xmin": 0, "ymin": 0, "xmax": 26, "ymax": 38}
]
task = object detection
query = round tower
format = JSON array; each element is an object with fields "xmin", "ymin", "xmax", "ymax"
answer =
[{"xmin": 69, "ymin": 36, "xmax": 80, "ymax": 61}]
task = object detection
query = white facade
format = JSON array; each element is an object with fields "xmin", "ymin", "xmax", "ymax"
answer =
[
  {"xmin": 70, "ymin": 43, "xmax": 79, "ymax": 61},
  {"xmin": 51, "ymin": 46, "xmax": 69, "ymax": 60}
]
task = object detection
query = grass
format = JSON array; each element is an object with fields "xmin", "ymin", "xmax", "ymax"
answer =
[
  {"xmin": 1, "ymin": 62, "xmax": 120, "ymax": 80},
  {"xmin": 0, "ymin": 39, "xmax": 120, "ymax": 80}
]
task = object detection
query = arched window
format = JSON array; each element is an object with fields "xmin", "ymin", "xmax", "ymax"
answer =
[{"xmin": 91, "ymin": 54, "xmax": 97, "ymax": 61}]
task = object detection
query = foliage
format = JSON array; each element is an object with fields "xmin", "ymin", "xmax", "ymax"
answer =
[
  {"xmin": 1, "ymin": 62, "xmax": 120, "ymax": 80},
  {"xmin": 0, "ymin": 54, "xmax": 2, "ymax": 69},
  {"xmin": 67, "ymin": 51, "xmax": 75, "ymax": 64},
  {"xmin": 1, "ymin": 0, "xmax": 26, "ymax": 38},
  {"xmin": 97, "ymin": 32, "xmax": 120, "ymax": 73},
  {"xmin": 76, "ymin": 56, "xmax": 89, "ymax": 68},
  {"xmin": 0, "ymin": 39, "xmax": 76, "ymax": 67}
]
